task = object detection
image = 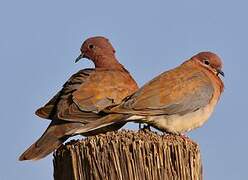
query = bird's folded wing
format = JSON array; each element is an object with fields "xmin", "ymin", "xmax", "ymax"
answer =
[
  {"xmin": 112, "ymin": 66, "xmax": 214, "ymax": 116},
  {"xmin": 72, "ymin": 69, "xmax": 137, "ymax": 113},
  {"xmin": 36, "ymin": 69, "xmax": 137, "ymax": 123},
  {"xmin": 36, "ymin": 69, "xmax": 102, "ymax": 123}
]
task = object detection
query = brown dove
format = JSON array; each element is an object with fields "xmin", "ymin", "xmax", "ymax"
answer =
[
  {"xmin": 19, "ymin": 36, "xmax": 138, "ymax": 161},
  {"xmin": 75, "ymin": 52, "xmax": 224, "ymax": 135}
]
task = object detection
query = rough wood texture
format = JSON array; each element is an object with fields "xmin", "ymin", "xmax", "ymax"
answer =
[{"xmin": 53, "ymin": 130, "xmax": 202, "ymax": 180}]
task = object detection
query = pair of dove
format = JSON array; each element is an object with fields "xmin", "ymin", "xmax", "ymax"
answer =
[{"xmin": 19, "ymin": 36, "xmax": 224, "ymax": 161}]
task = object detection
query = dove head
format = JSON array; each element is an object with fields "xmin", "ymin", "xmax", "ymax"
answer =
[
  {"xmin": 191, "ymin": 51, "xmax": 224, "ymax": 77},
  {"xmin": 75, "ymin": 36, "xmax": 122, "ymax": 68}
]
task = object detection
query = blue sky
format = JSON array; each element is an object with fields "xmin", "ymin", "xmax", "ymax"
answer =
[{"xmin": 1, "ymin": 0, "xmax": 247, "ymax": 179}]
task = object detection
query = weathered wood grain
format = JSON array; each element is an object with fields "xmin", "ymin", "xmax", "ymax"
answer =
[{"xmin": 53, "ymin": 130, "xmax": 202, "ymax": 180}]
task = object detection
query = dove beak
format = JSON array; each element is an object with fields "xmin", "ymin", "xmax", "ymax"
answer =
[
  {"xmin": 75, "ymin": 53, "xmax": 85, "ymax": 63},
  {"xmin": 217, "ymin": 69, "xmax": 225, "ymax": 77}
]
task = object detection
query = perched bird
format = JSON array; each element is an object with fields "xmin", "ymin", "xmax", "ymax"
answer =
[
  {"xmin": 19, "ymin": 36, "xmax": 138, "ymax": 161},
  {"xmin": 77, "ymin": 52, "xmax": 224, "ymax": 135}
]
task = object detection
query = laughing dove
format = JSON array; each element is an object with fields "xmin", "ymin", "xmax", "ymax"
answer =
[
  {"xmin": 19, "ymin": 36, "xmax": 138, "ymax": 160},
  {"xmin": 77, "ymin": 52, "xmax": 224, "ymax": 135}
]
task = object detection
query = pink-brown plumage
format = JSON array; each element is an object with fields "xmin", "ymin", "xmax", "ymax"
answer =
[
  {"xmin": 76, "ymin": 52, "xmax": 224, "ymax": 134},
  {"xmin": 19, "ymin": 36, "xmax": 138, "ymax": 161}
]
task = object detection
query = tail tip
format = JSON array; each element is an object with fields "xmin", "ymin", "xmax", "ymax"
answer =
[{"xmin": 19, "ymin": 153, "xmax": 29, "ymax": 161}]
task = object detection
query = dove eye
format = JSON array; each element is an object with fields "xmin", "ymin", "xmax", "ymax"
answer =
[
  {"xmin": 88, "ymin": 44, "xmax": 94, "ymax": 49},
  {"xmin": 203, "ymin": 59, "xmax": 210, "ymax": 65}
]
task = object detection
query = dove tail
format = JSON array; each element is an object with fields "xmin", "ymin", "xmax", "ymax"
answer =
[
  {"xmin": 19, "ymin": 114, "xmax": 129, "ymax": 160},
  {"xmin": 75, "ymin": 114, "xmax": 130, "ymax": 135},
  {"xmin": 19, "ymin": 121, "xmax": 79, "ymax": 161},
  {"xmin": 19, "ymin": 135, "xmax": 66, "ymax": 161}
]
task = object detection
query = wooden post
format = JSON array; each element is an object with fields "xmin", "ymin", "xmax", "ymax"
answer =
[{"xmin": 53, "ymin": 130, "xmax": 202, "ymax": 180}]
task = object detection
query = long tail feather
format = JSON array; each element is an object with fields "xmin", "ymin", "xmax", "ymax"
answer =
[{"xmin": 19, "ymin": 121, "xmax": 81, "ymax": 161}]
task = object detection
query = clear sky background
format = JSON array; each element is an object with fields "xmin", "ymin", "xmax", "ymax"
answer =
[{"xmin": 0, "ymin": 0, "xmax": 247, "ymax": 179}]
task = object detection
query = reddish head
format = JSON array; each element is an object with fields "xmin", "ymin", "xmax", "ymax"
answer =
[
  {"xmin": 191, "ymin": 51, "xmax": 224, "ymax": 77},
  {"xmin": 75, "ymin": 36, "xmax": 121, "ymax": 68}
]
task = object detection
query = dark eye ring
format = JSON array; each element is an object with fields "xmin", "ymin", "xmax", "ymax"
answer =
[
  {"xmin": 204, "ymin": 59, "xmax": 210, "ymax": 65},
  {"xmin": 89, "ymin": 44, "xmax": 94, "ymax": 49}
]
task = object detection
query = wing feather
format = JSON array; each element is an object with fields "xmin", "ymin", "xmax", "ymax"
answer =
[
  {"xmin": 36, "ymin": 68, "xmax": 138, "ymax": 123},
  {"xmin": 113, "ymin": 65, "xmax": 214, "ymax": 116}
]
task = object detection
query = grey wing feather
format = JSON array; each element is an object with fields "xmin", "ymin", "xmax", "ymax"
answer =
[
  {"xmin": 161, "ymin": 84, "xmax": 214, "ymax": 115},
  {"xmin": 113, "ymin": 69, "xmax": 214, "ymax": 116}
]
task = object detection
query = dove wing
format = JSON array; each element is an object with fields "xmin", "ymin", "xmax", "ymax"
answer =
[
  {"xmin": 36, "ymin": 69, "xmax": 101, "ymax": 123},
  {"xmin": 36, "ymin": 68, "xmax": 137, "ymax": 123},
  {"xmin": 114, "ymin": 65, "xmax": 214, "ymax": 116}
]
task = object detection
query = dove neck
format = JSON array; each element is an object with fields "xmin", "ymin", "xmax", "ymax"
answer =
[{"xmin": 93, "ymin": 55, "xmax": 123, "ymax": 69}]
